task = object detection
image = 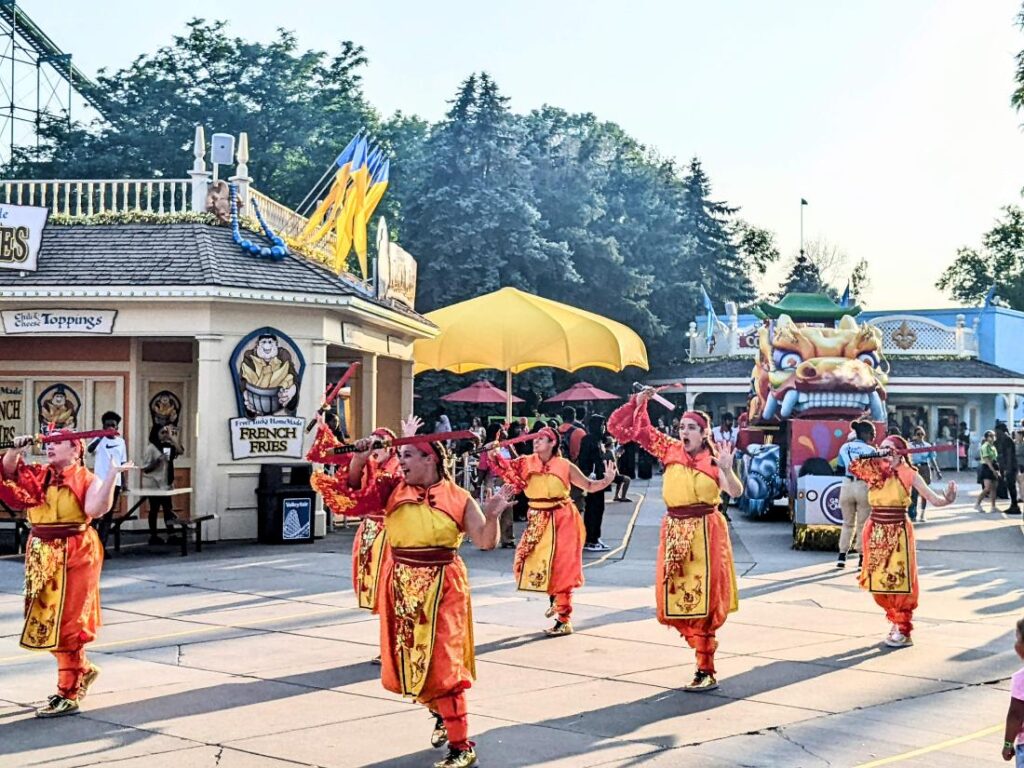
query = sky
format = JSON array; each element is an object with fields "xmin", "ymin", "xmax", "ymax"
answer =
[{"xmin": 22, "ymin": 0, "xmax": 1024, "ymax": 310}]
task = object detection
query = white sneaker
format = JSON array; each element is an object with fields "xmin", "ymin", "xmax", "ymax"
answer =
[
  {"xmin": 594, "ymin": 539, "xmax": 611, "ymax": 551},
  {"xmin": 884, "ymin": 630, "xmax": 913, "ymax": 648},
  {"xmin": 583, "ymin": 543, "xmax": 601, "ymax": 552}
]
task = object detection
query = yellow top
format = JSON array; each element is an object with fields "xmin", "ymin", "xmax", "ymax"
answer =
[
  {"xmin": 525, "ymin": 472, "xmax": 570, "ymax": 504},
  {"xmin": 28, "ymin": 485, "xmax": 88, "ymax": 526},
  {"xmin": 663, "ymin": 464, "xmax": 721, "ymax": 508},
  {"xmin": 386, "ymin": 502, "xmax": 463, "ymax": 549},
  {"xmin": 867, "ymin": 475, "xmax": 912, "ymax": 508}
]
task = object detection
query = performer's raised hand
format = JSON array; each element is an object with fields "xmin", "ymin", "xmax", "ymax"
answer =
[
  {"xmin": 11, "ymin": 435, "xmax": 33, "ymax": 451},
  {"xmin": 400, "ymin": 414, "xmax": 423, "ymax": 438},
  {"xmin": 352, "ymin": 437, "xmax": 376, "ymax": 457},
  {"xmin": 636, "ymin": 386, "xmax": 656, "ymax": 405},
  {"xmin": 943, "ymin": 481, "xmax": 957, "ymax": 504},
  {"xmin": 715, "ymin": 441, "xmax": 736, "ymax": 468},
  {"xmin": 481, "ymin": 484, "xmax": 514, "ymax": 519}
]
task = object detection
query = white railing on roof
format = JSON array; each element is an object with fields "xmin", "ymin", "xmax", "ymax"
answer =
[
  {"xmin": 687, "ymin": 312, "xmax": 980, "ymax": 360},
  {"xmin": 0, "ymin": 178, "xmax": 193, "ymax": 216}
]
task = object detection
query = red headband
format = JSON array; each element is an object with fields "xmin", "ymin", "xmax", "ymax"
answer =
[
  {"xmin": 881, "ymin": 435, "xmax": 908, "ymax": 452},
  {"xmin": 372, "ymin": 427, "xmax": 397, "ymax": 441},
  {"xmin": 681, "ymin": 411, "xmax": 709, "ymax": 431},
  {"xmin": 536, "ymin": 427, "xmax": 558, "ymax": 443}
]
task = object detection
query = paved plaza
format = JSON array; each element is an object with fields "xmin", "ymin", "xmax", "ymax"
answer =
[{"xmin": 2, "ymin": 474, "xmax": 1022, "ymax": 767}]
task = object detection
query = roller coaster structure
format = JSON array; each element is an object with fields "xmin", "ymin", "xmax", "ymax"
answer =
[{"xmin": 0, "ymin": 0, "xmax": 105, "ymax": 170}]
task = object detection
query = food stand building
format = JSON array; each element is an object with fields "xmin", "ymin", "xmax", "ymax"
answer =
[{"xmin": 0, "ymin": 132, "xmax": 434, "ymax": 539}]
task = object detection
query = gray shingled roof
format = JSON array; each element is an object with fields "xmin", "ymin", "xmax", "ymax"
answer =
[
  {"xmin": 0, "ymin": 223, "xmax": 429, "ymax": 323},
  {"xmin": 649, "ymin": 357, "xmax": 1023, "ymax": 381}
]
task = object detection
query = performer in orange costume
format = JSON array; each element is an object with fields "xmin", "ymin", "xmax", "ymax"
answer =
[
  {"xmin": 490, "ymin": 426, "xmax": 615, "ymax": 636},
  {"xmin": 607, "ymin": 389, "xmax": 742, "ymax": 691},
  {"xmin": 308, "ymin": 424, "xmax": 399, "ymax": 664},
  {"xmin": 0, "ymin": 429, "xmax": 133, "ymax": 717},
  {"xmin": 309, "ymin": 416, "xmax": 511, "ymax": 768},
  {"xmin": 849, "ymin": 432, "xmax": 956, "ymax": 648}
]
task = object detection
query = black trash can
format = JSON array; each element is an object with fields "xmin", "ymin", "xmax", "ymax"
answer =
[{"xmin": 256, "ymin": 463, "xmax": 316, "ymax": 544}]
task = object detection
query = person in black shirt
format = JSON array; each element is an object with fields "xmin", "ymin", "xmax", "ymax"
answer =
[{"xmin": 995, "ymin": 423, "xmax": 1020, "ymax": 515}]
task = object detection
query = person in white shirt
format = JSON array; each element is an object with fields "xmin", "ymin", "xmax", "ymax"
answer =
[
  {"xmin": 88, "ymin": 411, "xmax": 127, "ymax": 549},
  {"xmin": 712, "ymin": 413, "xmax": 738, "ymax": 517},
  {"xmin": 711, "ymin": 412, "xmax": 737, "ymax": 446}
]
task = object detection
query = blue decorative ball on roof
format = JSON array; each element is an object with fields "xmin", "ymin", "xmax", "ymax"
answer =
[
  {"xmin": 240, "ymin": 239, "xmax": 252, "ymax": 250},
  {"xmin": 247, "ymin": 243, "xmax": 261, "ymax": 255},
  {"xmin": 270, "ymin": 245, "xmax": 285, "ymax": 259},
  {"xmin": 272, "ymin": 236, "xmax": 284, "ymax": 247}
]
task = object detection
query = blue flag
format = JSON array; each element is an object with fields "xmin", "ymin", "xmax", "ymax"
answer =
[
  {"xmin": 840, "ymin": 281, "xmax": 851, "ymax": 308},
  {"xmin": 983, "ymin": 284, "xmax": 997, "ymax": 307},
  {"xmin": 701, "ymin": 286, "xmax": 718, "ymax": 352}
]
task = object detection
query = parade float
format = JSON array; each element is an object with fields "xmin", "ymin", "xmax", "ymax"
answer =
[{"xmin": 735, "ymin": 293, "xmax": 889, "ymax": 549}]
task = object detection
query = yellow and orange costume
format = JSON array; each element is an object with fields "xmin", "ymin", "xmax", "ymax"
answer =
[
  {"xmin": 307, "ymin": 427, "xmax": 399, "ymax": 612},
  {"xmin": 608, "ymin": 397, "xmax": 739, "ymax": 675},
  {"xmin": 849, "ymin": 458, "xmax": 919, "ymax": 638},
  {"xmin": 308, "ymin": 427, "xmax": 478, "ymax": 752},
  {"xmin": 491, "ymin": 452, "xmax": 585, "ymax": 625},
  {"xmin": 0, "ymin": 459, "xmax": 102, "ymax": 702}
]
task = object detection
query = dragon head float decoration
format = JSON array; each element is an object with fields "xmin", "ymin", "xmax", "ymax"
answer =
[{"xmin": 748, "ymin": 314, "xmax": 887, "ymax": 423}]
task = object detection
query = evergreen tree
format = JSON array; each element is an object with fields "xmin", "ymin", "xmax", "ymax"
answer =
[{"xmin": 776, "ymin": 252, "xmax": 827, "ymax": 298}]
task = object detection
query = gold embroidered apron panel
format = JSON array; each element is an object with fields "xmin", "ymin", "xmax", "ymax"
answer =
[
  {"xmin": 864, "ymin": 522, "xmax": 913, "ymax": 594},
  {"xmin": 516, "ymin": 510, "xmax": 555, "ymax": 593},
  {"xmin": 394, "ymin": 562, "xmax": 445, "ymax": 698},
  {"xmin": 662, "ymin": 515, "xmax": 711, "ymax": 619},
  {"xmin": 21, "ymin": 537, "xmax": 68, "ymax": 650},
  {"xmin": 355, "ymin": 518, "xmax": 387, "ymax": 610}
]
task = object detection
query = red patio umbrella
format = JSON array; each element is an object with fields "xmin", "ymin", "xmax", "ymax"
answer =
[
  {"xmin": 441, "ymin": 380, "xmax": 524, "ymax": 404},
  {"xmin": 544, "ymin": 381, "xmax": 620, "ymax": 404}
]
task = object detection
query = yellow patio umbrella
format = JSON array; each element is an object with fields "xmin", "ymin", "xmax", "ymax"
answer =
[{"xmin": 414, "ymin": 287, "xmax": 649, "ymax": 421}]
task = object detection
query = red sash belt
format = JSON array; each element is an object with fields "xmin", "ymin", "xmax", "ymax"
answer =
[
  {"xmin": 528, "ymin": 496, "xmax": 570, "ymax": 511},
  {"xmin": 30, "ymin": 523, "xmax": 89, "ymax": 541},
  {"xmin": 390, "ymin": 546, "xmax": 457, "ymax": 566},
  {"xmin": 870, "ymin": 507, "xmax": 907, "ymax": 524},
  {"xmin": 666, "ymin": 504, "xmax": 716, "ymax": 520}
]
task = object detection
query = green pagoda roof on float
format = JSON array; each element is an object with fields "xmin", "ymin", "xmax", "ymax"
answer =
[{"xmin": 752, "ymin": 292, "xmax": 861, "ymax": 321}]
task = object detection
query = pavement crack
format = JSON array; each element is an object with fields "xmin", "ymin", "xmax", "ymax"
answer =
[
  {"xmin": 214, "ymin": 746, "xmax": 224, "ymax": 765},
  {"xmin": 774, "ymin": 727, "xmax": 832, "ymax": 766}
]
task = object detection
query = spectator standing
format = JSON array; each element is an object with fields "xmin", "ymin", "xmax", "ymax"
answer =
[
  {"xmin": 835, "ymin": 420, "xmax": 877, "ymax": 569},
  {"xmin": 976, "ymin": 430, "xmax": 1001, "ymax": 513},
  {"xmin": 88, "ymin": 411, "xmax": 127, "ymax": 549},
  {"xmin": 141, "ymin": 425, "xmax": 182, "ymax": 545},
  {"xmin": 557, "ymin": 405, "xmax": 587, "ymax": 513},
  {"xmin": 907, "ymin": 427, "xmax": 942, "ymax": 523},
  {"xmin": 996, "ymin": 423, "xmax": 1021, "ymax": 515},
  {"xmin": 578, "ymin": 414, "xmax": 610, "ymax": 551}
]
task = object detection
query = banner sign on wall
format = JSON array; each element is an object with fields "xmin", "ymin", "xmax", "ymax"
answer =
[
  {"xmin": 0, "ymin": 204, "xmax": 48, "ymax": 272},
  {"xmin": 0, "ymin": 383, "xmax": 24, "ymax": 446},
  {"xmin": 228, "ymin": 416, "xmax": 305, "ymax": 460},
  {"xmin": 2, "ymin": 309, "xmax": 117, "ymax": 334}
]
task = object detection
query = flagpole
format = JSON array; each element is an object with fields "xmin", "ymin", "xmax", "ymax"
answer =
[{"xmin": 800, "ymin": 199, "xmax": 805, "ymax": 258}]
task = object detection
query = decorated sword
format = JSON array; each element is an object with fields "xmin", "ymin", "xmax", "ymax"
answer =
[
  {"xmin": 306, "ymin": 361, "xmax": 361, "ymax": 433},
  {"xmin": 471, "ymin": 431, "xmax": 540, "ymax": 455},
  {"xmin": 860, "ymin": 444, "xmax": 957, "ymax": 460},
  {"xmin": 0, "ymin": 428, "xmax": 118, "ymax": 451},
  {"xmin": 329, "ymin": 429, "xmax": 479, "ymax": 456},
  {"xmin": 632, "ymin": 382, "xmax": 676, "ymax": 411}
]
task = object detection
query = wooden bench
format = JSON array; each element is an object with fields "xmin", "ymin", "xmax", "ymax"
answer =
[
  {"xmin": 110, "ymin": 509, "xmax": 216, "ymax": 557},
  {"xmin": 112, "ymin": 488, "xmax": 214, "ymax": 557}
]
